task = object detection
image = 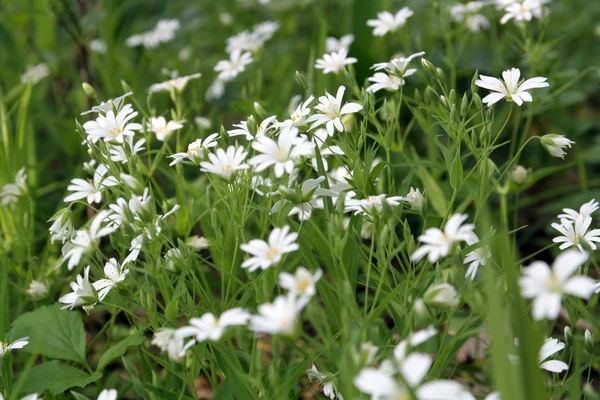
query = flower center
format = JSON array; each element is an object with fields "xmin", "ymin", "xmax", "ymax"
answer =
[
  {"xmin": 291, "ymin": 112, "xmax": 300, "ymax": 122},
  {"xmin": 188, "ymin": 145, "xmax": 201, "ymax": 154},
  {"xmin": 265, "ymin": 247, "xmax": 280, "ymax": 261},
  {"xmin": 545, "ymin": 273, "xmax": 563, "ymax": 293},
  {"xmin": 297, "ymin": 278, "xmax": 311, "ymax": 293},
  {"xmin": 275, "ymin": 148, "xmax": 289, "ymax": 162},
  {"xmin": 221, "ymin": 164, "xmax": 233, "ymax": 174},
  {"xmin": 109, "ymin": 127, "xmax": 122, "ymax": 136}
]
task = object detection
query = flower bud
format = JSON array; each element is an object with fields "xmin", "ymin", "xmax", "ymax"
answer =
[
  {"xmin": 420, "ymin": 58, "xmax": 437, "ymax": 77},
  {"xmin": 246, "ymin": 115, "xmax": 258, "ymax": 137},
  {"xmin": 472, "ymin": 92, "xmax": 483, "ymax": 109},
  {"xmin": 585, "ymin": 329, "xmax": 594, "ymax": 352},
  {"xmin": 460, "ymin": 93, "xmax": 469, "ymax": 117},
  {"xmin": 424, "ymin": 283, "xmax": 460, "ymax": 308},
  {"xmin": 295, "ymin": 71, "xmax": 309, "ymax": 90},
  {"xmin": 120, "ymin": 173, "xmax": 143, "ymax": 192},
  {"xmin": 564, "ymin": 326, "xmax": 572, "ymax": 346},
  {"xmin": 253, "ymin": 102, "xmax": 268, "ymax": 119},
  {"xmin": 27, "ymin": 280, "xmax": 49, "ymax": 300},
  {"xmin": 511, "ymin": 165, "xmax": 528, "ymax": 184},
  {"xmin": 82, "ymin": 82, "xmax": 98, "ymax": 100},
  {"xmin": 540, "ymin": 134, "xmax": 575, "ymax": 159}
]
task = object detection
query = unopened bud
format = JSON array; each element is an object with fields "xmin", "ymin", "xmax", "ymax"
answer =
[
  {"xmin": 253, "ymin": 102, "xmax": 268, "ymax": 119},
  {"xmin": 82, "ymin": 82, "xmax": 98, "ymax": 100},
  {"xmin": 424, "ymin": 283, "xmax": 459, "ymax": 309},
  {"xmin": 511, "ymin": 165, "xmax": 528, "ymax": 184},
  {"xmin": 585, "ymin": 329, "xmax": 594, "ymax": 352}
]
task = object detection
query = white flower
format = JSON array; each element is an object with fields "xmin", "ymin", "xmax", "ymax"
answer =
[
  {"xmin": 123, "ymin": 235, "xmax": 143, "ymax": 265},
  {"xmin": 366, "ymin": 73, "xmax": 405, "ymax": 93},
  {"xmin": 64, "ymin": 164, "xmax": 118, "ymax": 204},
  {"xmin": 450, "ymin": 2, "xmax": 490, "ymax": 32},
  {"xmin": 552, "ymin": 216, "xmax": 600, "ymax": 252},
  {"xmin": 149, "ymin": 73, "xmax": 202, "ymax": 93},
  {"xmin": 500, "ymin": 0, "xmax": 546, "ymax": 25},
  {"xmin": 147, "ymin": 117, "xmax": 184, "ymax": 141},
  {"xmin": 539, "ymin": 337, "xmax": 569, "ymax": 373},
  {"xmin": 424, "ymin": 283, "xmax": 460, "ymax": 308},
  {"xmin": 215, "ymin": 50, "xmax": 254, "ymax": 81},
  {"xmin": 540, "ymin": 134, "xmax": 575, "ymax": 159},
  {"xmin": 464, "ymin": 234, "xmax": 491, "ymax": 280},
  {"xmin": 186, "ymin": 235, "xmax": 210, "ymax": 250},
  {"xmin": 279, "ymin": 96, "xmax": 314, "ymax": 132},
  {"xmin": 93, "ymin": 258, "xmax": 130, "ymax": 300},
  {"xmin": 83, "ymin": 104, "xmax": 142, "ymax": 143},
  {"xmin": 367, "ymin": 7, "xmax": 414, "ymax": 36},
  {"xmin": 253, "ymin": 21, "xmax": 280, "ymax": 41},
  {"xmin": 168, "ymin": 134, "xmax": 220, "ymax": 166},
  {"xmin": 205, "ymin": 79, "xmax": 226, "ymax": 101},
  {"xmin": 371, "ymin": 51, "xmax": 425, "ymax": 76},
  {"xmin": 90, "ymin": 39, "xmax": 107, "ymax": 53},
  {"xmin": 164, "ymin": 248, "xmax": 182, "ymax": 271},
  {"xmin": 126, "ymin": 19, "xmax": 179, "ymax": 48},
  {"xmin": 194, "ymin": 116, "xmax": 212, "ymax": 129},
  {"xmin": 279, "ymin": 267, "xmax": 322, "ymax": 299},
  {"xmin": 27, "ymin": 280, "xmax": 48, "ymax": 300},
  {"xmin": 60, "ymin": 210, "xmax": 117, "ymax": 270},
  {"xmin": 200, "ymin": 146, "xmax": 249, "ymax": 180},
  {"xmin": 558, "ymin": 199, "xmax": 599, "ymax": 222},
  {"xmin": 326, "ymin": 34, "xmax": 355, "ymax": 53},
  {"xmin": 0, "ymin": 337, "xmax": 29, "ymax": 357},
  {"xmin": 108, "ymin": 135, "xmax": 146, "ymax": 164},
  {"xmin": 1, "ymin": 168, "xmax": 27, "ymax": 205},
  {"xmin": 249, "ymin": 128, "xmax": 314, "ymax": 178},
  {"xmin": 411, "ymin": 214, "xmax": 476, "ymax": 263},
  {"xmin": 226, "ymin": 30, "xmax": 264, "ymax": 54},
  {"xmin": 354, "ymin": 353, "xmax": 475, "ymax": 400},
  {"xmin": 315, "ymin": 49, "xmax": 357, "ymax": 74},
  {"xmin": 520, "ymin": 250, "xmax": 596, "ymax": 320},
  {"xmin": 228, "ymin": 116, "xmax": 278, "ymax": 140},
  {"xmin": 240, "ymin": 225, "xmax": 299, "ymax": 272},
  {"xmin": 21, "ymin": 63, "xmax": 50, "ymax": 84},
  {"xmin": 307, "ymin": 86, "xmax": 363, "ymax": 137},
  {"xmin": 393, "ymin": 326, "xmax": 438, "ymax": 361},
  {"xmin": 175, "ymin": 308, "xmax": 250, "ymax": 346},
  {"xmin": 307, "ymin": 364, "xmax": 344, "ymax": 400},
  {"xmin": 81, "ymin": 92, "xmax": 133, "ymax": 116},
  {"xmin": 403, "ymin": 187, "xmax": 425, "ymax": 210},
  {"xmin": 151, "ymin": 328, "xmax": 191, "ymax": 363},
  {"xmin": 249, "ymin": 294, "xmax": 305, "ymax": 335},
  {"xmin": 475, "ymin": 68, "xmax": 549, "ymax": 106},
  {"xmin": 98, "ymin": 389, "xmax": 117, "ymax": 400},
  {"xmin": 58, "ymin": 266, "xmax": 98, "ymax": 310},
  {"xmin": 0, "ymin": 394, "xmax": 39, "ymax": 400},
  {"xmin": 345, "ymin": 194, "xmax": 403, "ymax": 217}
]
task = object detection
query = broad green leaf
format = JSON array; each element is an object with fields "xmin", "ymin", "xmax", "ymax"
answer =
[
  {"xmin": 96, "ymin": 331, "xmax": 146, "ymax": 371},
  {"xmin": 23, "ymin": 360, "xmax": 100, "ymax": 395},
  {"xmin": 10, "ymin": 304, "xmax": 86, "ymax": 363}
]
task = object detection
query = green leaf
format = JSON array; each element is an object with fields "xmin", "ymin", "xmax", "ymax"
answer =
[
  {"xmin": 10, "ymin": 304, "xmax": 86, "ymax": 363},
  {"xmin": 96, "ymin": 331, "xmax": 146, "ymax": 371},
  {"xmin": 69, "ymin": 391, "xmax": 91, "ymax": 400},
  {"xmin": 449, "ymin": 147, "xmax": 463, "ymax": 190},
  {"xmin": 23, "ymin": 360, "xmax": 100, "ymax": 395}
]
